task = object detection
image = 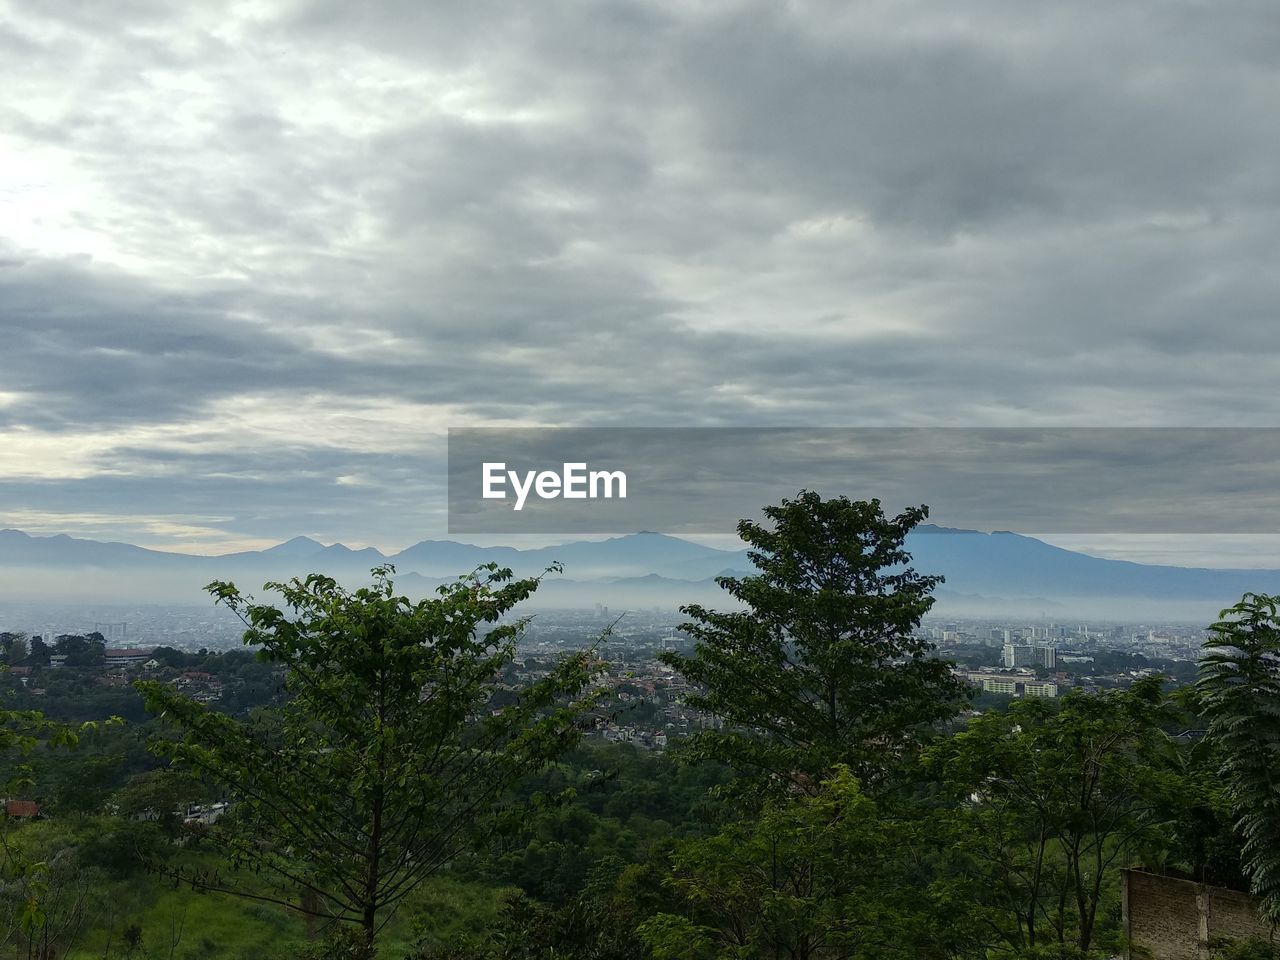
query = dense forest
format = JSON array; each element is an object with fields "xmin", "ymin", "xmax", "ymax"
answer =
[{"xmin": 1, "ymin": 493, "xmax": 1278, "ymax": 960}]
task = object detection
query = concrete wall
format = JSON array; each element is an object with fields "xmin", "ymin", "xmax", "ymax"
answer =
[{"xmin": 1122, "ymin": 868, "xmax": 1276, "ymax": 959}]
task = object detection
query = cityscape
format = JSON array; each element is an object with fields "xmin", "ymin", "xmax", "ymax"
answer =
[{"xmin": 0, "ymin": 601, "xmax": 1214, "ymax": 758}]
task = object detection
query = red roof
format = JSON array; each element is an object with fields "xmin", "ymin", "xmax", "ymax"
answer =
[{"xmin": 5, "ymin": 800, "xmax": 39, "ymax": 818}]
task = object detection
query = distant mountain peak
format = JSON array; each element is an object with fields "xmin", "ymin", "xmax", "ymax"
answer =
[
  {"xmin": 2, "ymin": 525, "xmax": 1277, "ymax": 618},
  {"xmin": 325, "ymin": 543, "xmax": 387, "ymax": 558},
  {"xmin": 914, "ymin": 523, "xmax": 988, "ymax": 535},
  {"xmin": 264, "ymin": 536, "xmax": 326, "ymax": 556}
]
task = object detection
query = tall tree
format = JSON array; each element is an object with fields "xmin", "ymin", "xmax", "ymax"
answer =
[
  {"xmin": 0, "ymin": 702, "xmax": 112, "ymax": 956},
  {"xmin": 26, "ymin": 637, "xmax": 49, "ymax": 668},
  {"xmin": 53, "ymin": 634, "xmax": 105, "ymax": 668},
  {"xmin": 663, "ymin": 491, "xmax": 964, "ymax": 791},
  {"xmin": 0, "ymin": 633, "xmax": 27, "ymax": 665},
  {"xmin": 930, "ymin": 678, "xmax": 1174, "ymax": 956},
  {"xmin": 1197, "ymin": 592, "xmax": 1280, "ymax": 923},
  {"xmin": 137, "ymin": 564, "xmax": 601, "ymax": 947},
  {"xmin": 639, "ymin": 767, "xmax": 936, "ymax": 960}
]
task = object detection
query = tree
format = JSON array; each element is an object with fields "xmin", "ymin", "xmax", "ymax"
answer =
[
  {"xmin": 0, "ymin": 633, "xmax": 27, "ymax": 666},
  {"xmin": 1196, "ymin": 592, "xmax": 1280, "ymax": 923},
  {"xmin": 0, "ymin": 707, "xmax": 114, "ymax": 958},
  {"xmin": 26, "ymin": 637, "xmax": 48, "ymax": 668},
  {"xmin": 52, "ymin": 634, "xmax": 105, "ymax": 669},
  {"xmin": 930, "ymin": 678, "xmax": 1175, "ymax": 956},
  {"xmin": 439, "ymin": 862, "xmax": 662, "ymax": 960},
  {"xmin": 639, "ymin": 767, "xmax": 933, "ymax": 960},
  {"xmin": 0, "ymin": 846, "xmax": 103, "ymax": 960},
  {"xmin": 112, "ymin": 768, "xmax": 203, "ymax": 835},
  {"xmin": 662, "ymin": 492, "xmax": 965, "ymax": 793},
  {"xmin": 137, "ymin": 564, "xmax": 601, "ymax": 947}
]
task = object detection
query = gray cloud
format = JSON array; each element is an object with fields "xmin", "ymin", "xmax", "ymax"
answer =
[{"xmin": 1, "ymin": 0, "xmax": 1278, "ymax": 556}]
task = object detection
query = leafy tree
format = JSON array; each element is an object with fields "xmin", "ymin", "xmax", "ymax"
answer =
[
  {"xmin": 46, "ymin": 751, "xmax": 124, "ymax": 819},
  {"xmin": 137, "ymin": 564, "xmax": 601, "ymax": 946},
  {"xmin": 1197, "ymin": 592, "xmax": 1280, "ymax": 922},
  {"xmin": 930, "ymin": 678, "xmax": 1175, "ymax": 956},
  {"xmin": 149, "ymin": 646, "xmax": 196, "ymax": 669},
  {"xmin": 53, "ymin": 634, "xmax": 106, "ymax": 669},
  {"xmin": 26, "ymin": 637, "xmax": 49, "ymax": 668},
  {"xmin": 0, "ymin": 845, "xmax": 104, "ymax": 960},
  {"xmin": 0, "ymin": 633, "xmax": 27, "ymax": 665},
  {"xmin": 112, "ymin": 768, "xmax": 204, "ymax": 835},
  {"xmin": 639, "ymin": 767, "xmax": 932, "ymax": 960},
  {"xmin": 0, "ymin": 706, "xmax": 114, "ymax": 956},
  {"xmin": 663, "ymin": 492, "xmax": 965, "ymax": 793},
  {"xmin": 436, "ymin": 862, "xmax": 662, "ymax": 960},
  {"xmin": 1139, "ymin": 690, "xmax": 1243, "ymax": 889}
]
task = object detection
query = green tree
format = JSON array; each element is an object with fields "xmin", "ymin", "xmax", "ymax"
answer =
[
  {"xmin": 0, "ymin": 707, "xmax": 113, "ymax": 955},
  {"xmin": 26, "ymin": 637, "xmax": 49, "ymax": 668},
  {"xmin": 112, "ymin": 768, "xmax": 203, "ymax": 835},
  {"xmin": 639, "ymin": 767, "xmax": 931, "ymax": 960},
  {"xmin": 0, "ymin": 633, "xmax": 27, "ymax": 665},
  {"xmin": 439, "ymin": 861, "xmax": 662, "ymax": 960},
  {"xmin": 1139, "ymin": 691, "xmax": 1243, "ymax": 890},
  {"xmin": 137, "ymin": 564, "xmax": 601, "ymax": 947},
  {"xmin": 46, "ymin": 751, "xmax": 124, "ymax": 820},
  {"xmin": 930, "ymin": 678, "xmax": 1175, "ymax": 957},
  {"xmin": 53, "ymin": 634, "xmax": 105, "ymax": 669},
  {"xmin": 0, "ymin": 845, "xmax": 104, "ymax": 960},
  {"xmin": 1196, "ymin": 592, "xmax": 1280, "ymax": 922},
  {"xmin": 663, "ymin": 492, "xmax": 964, "ymax": 793}
]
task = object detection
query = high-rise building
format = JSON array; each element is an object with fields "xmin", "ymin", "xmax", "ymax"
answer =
[{"xmin": 1003, "ymin": 643, "xmax": 1058, "ymax": 669}]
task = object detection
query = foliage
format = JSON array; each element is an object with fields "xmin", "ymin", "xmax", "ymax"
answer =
[
  {"xmin": 639, "ymin": 766, "xmax": 935, "ymax": 960},
  {"xmin": 5, "ymin": 518, "xmax": 1280, "ymax": 958},
  {"xmin": 0, "ymin": 711, "xmax": 120, "ymax": 959},
  {"xmin": 1213, "ymin": 939, "xmax": 1280, "ymax": 960},
  {"xmin": 0, "ymin": 633, "xmax": 27, "ymax": 665},
  {"xmin": 0, "ymin": 842, "xmax": 104, "ymax": 959},
  {"xmin": 53, "ymin": 633, "xmax": 106, "ymax": 669},
  {"xmin": 425, "ymin": 864, "xmax": 662, "ymax": 960},
  {"xmin": 1197, "ymin": 592, "xmax": 1280, "ymax": 924},
  {"xmin": 112, "ymin": 768, "xmax": 205, "ymax": 836},
  {"xmin": 1137, "ymin": 706, "xmax": 1243, "ymax": 889},
  {"xmin": 456, "ymin": 743, "xmax": 731, "ymax": 902},
  {"xmin": 663, "ymin": 492, "xmax": 965, "ymax": 795},
  {"xmin": 137, "ymin": 564, "xmax": 603, "ymax": 944},
  {"xmin": 929, "ymin": 677, "xmax": 1177, "ymax": 956}
]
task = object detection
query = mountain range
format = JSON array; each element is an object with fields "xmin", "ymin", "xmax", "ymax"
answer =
[{"xmin": 1, "ymin": 526, "xmax": 1277, "ymax": 620}]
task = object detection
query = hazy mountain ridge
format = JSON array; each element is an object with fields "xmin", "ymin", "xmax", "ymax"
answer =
[
  {"xmin": 0, "ymin": 529, "xmax": 748, "ymax": 580},
  {"xmin": 2, "ymin": 527, "xmax": 1278, "ymax": 618}
]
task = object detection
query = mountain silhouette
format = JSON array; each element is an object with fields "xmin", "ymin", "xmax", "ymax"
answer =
[{"xmin": 1, "ymin": 526, "xmax": 1276, "ymax": 618}]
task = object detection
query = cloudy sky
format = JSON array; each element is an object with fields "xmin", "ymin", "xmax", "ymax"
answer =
[{"xmin": 2, "ymin": 0, "xmax": 1279, "ymax": 564}]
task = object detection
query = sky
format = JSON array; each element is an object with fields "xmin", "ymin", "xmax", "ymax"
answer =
[{"xmin": 2, "ymin": 0, "xmax": 1279, "ymax": 565}]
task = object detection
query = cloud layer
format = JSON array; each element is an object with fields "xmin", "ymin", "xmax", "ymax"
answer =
[{"xmin": 2, "ymin": 0, "xmax": 1278, "ymax": 555}]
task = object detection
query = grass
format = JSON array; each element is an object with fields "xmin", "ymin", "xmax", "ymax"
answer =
[{"xmin": 3, "ymin": 819, "xmax": 511, "ymax": 959}]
